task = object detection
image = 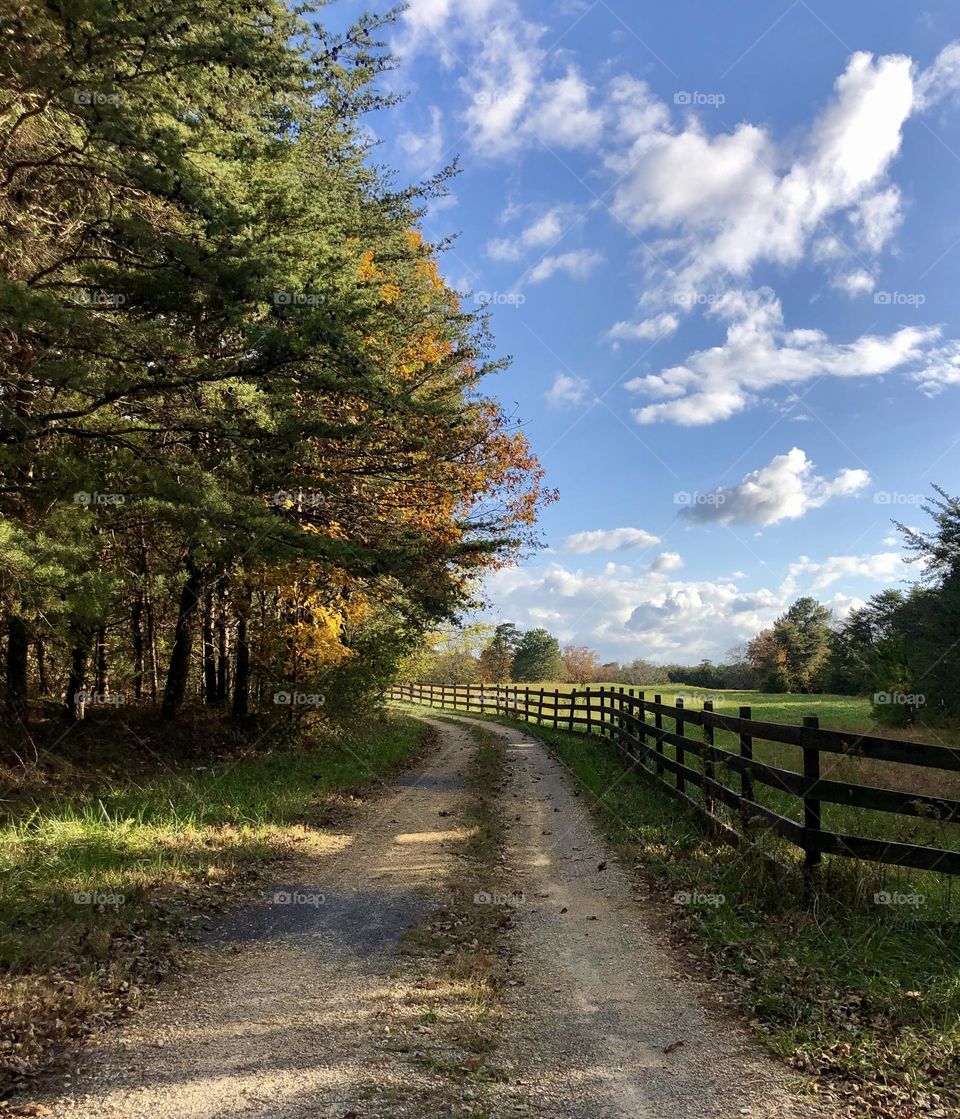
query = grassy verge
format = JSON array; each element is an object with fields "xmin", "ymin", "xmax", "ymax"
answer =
[
  {"xmin": 395, "ymin": 704, "xmax": 960, "ymax": 1119},
  {"xmin": 390, "ymin": 719, "xmax": 520, "ymax": 1118},
  {"xmin": 0, "ymin": 712, "xmax": 429, "ymax": 1097}
]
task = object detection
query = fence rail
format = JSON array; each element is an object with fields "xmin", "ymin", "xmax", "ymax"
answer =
[{"xmin": 387, "ymin": 682, "xmax": 960, "ymax": 879}]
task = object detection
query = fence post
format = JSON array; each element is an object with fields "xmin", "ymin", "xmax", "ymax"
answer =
[
  {"xmin": 635, "ymin": 690, "xmax": 646, "ymax": 766},
  {"xmin": 525, "ymin": 686, "xmax": 530, "ymax": 723},
  {"xmin": 802, "ymin": 716, "xmax": 822, "ymax": 877},
  {"xmin": 654, "ymin": 694, "xmax": 664, "ymax": 777},
  {"xmin": 569, "ymin": 689, "xmax": 577, "ymax": 733},
  {"xmin": 739, "ymin": 706, "xmax": 753, "ymax": 829},
  {"xmin": 675, "ymin": 697, "xmax": 685, "ymax": 795},
  {"xmin": 702, "ymin": 700, "xmax": 715, "ymax": 815},
  {"xmin": 585, "ymin": 686, "xmax": 592, "ymax": 735}
]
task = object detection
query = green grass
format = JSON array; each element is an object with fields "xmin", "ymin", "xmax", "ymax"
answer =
[
  {"xmin": 396, "ymin": 703, "xmax": 960, "ymax": 1114},
  {"xmin": 0, "ymin": 713, "xmax": 428, "ymax": 1092},
  {"xmin": 412, "ymin": 683, "xmax": 960, "ymax": 857}
]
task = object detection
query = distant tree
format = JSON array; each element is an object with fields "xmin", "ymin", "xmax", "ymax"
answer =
[
  {"xmin": 745, "ymin": 599, "xmax": 833, "ymax": 692},
  {"xmin": 776, "ymin": 598, "xmax": 834, "ymax": 692},
  {"xmin": 561, "ymin": 644, "xmax": 600, "ymax": 684},
  {"xmin": 511, "ymin": 628, "xmax": 562, "ymax": 682},
  {"xmin": 478, "ymin": 623, "xmax": 521, "ymax": 683}
]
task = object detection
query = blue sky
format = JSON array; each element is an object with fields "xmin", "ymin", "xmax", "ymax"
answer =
[{"xmin": 365, "ymin": 0, "xmax": 960, "ymax": 662}]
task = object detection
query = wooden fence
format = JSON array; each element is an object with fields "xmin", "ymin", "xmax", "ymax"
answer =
[{"xmin": 387, "ymin": 682, "xmax": 960, "ymax": 879}]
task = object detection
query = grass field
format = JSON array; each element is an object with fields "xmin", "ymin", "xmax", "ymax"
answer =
[{"xmin": 0, "ymin": 713, "xmax": 429, "ymax": 1093}]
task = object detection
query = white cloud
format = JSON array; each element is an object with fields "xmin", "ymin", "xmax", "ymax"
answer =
[
  {"xmin": 396, "ymin": 0, "xmax": 604, "ymax": 157},
  {"xmin": 607, "ymin": 312, "xmax": 679, "ymax": 342},
  {"xmin": 398, "ymin": 106, "xmax": 445, "ymax": 171},
  {"xmin": 783, "ymin": 552, "xmax": 906, "ymax": 592},
  {"xmin": 913, "ymin": 340, "xmax": 960, "ymax": 395},
  {"xmin": 649, "ymin": 551, "xmax": 684, "ymax": 573},
  {"xmin": 481, "ymin": 546, "xmax": 911, "ymax": 661},
  {"xmin": 545, "ymin": 372, "xmax": 591, "ymax": 409},
  {"xmin": 608, "ymin": 51, "xmax": 915, "ymax": 300},
  {"xmin": 561, "ymin": 527, "xmax": 661, "ymax": 553},
  {"xmin": 833, "ymin": 269, "xmax": 876, "ymax": 296},
  {"xmin": 625, "ymin": 288, "xmax": 938, "ymax": 425},
  {"xmin": 680, "ymin": 448, "xmax": 870, "ymax": 526},
  {"xmin": 528, "ymin": 249, "xmax": 603, "ymax": 283},
  {"xmin": 914, "ymin": 41, "xmax": 960, "ymax": 109},
  {"xmin": 486, "ymin": 207, "xmax": 569, "ymax": 262}
]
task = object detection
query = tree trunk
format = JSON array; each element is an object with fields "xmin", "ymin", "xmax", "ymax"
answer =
[
  {"xmin": 4, "ymin": 614, "xmax": 29, "ymax": 720},
  {"xmin": 202, "ymin": 589, "xmax": 217, "ymax": 705},
  {"xmin": 131, "ymin": 592, "xmax": 144, "ymax": 700},
  {"xmin": 95, "ymin": 626, "xmax": 109, "ymax": 697},
  {"xmin": 35, "ymin": 639, "xmax": 50, "ymax": 697},
  {"xmin": 216, "ymin": 597, "xmax": 230, "ymax": 705},
  {"xmin": 161, "ymin": 563, "xmax": 202, "ymax": 720},
  {"xmin": 145, "ymin": 596, "xmax": 159, "ymax": 701},
  {"xmin": 232, "ymin": 613, "xmax": 249, "ymax": 719},
  {"xmin": 65, "ymin": 635, "xmax": 89, "ymax": 722}
]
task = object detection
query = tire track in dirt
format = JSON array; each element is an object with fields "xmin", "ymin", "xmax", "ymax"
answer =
[{"xmin": 442, "ymin": 713, "xmax": 832, "ymax": 1119}]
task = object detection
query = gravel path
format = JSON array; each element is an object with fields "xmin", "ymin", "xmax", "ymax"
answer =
[
  {"xmin": 28, "ymin": 715, "xmax": 831, "ymax": 1119},
  {"xmin": 440, "ymin": 714, "xmax": 829, "ymax": 1119}
]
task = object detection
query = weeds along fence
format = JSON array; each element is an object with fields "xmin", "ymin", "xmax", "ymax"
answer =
[{"xmin": 387, "ymin": 682, "xmax": 960, "ymax": 880}]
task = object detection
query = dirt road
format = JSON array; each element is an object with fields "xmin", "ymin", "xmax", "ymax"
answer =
[{"xmin": 31, "ymin": 715, "xmax": 827, "ymax": 1119}]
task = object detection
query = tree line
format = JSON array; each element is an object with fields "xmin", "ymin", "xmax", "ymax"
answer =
[
  {"xmin": 0, "ymin": 3, "xmax": 550, "ymax": 738},
  {"xmin": 403, "ymin": 489, "xmax": 960, "ymax": 726}
]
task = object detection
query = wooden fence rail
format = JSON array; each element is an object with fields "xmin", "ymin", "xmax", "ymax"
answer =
[{"xmin": 386, "ymin": 682, "xmax": 960, "ymax": 879}]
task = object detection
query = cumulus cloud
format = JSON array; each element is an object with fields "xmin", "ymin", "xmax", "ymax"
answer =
[
  {"xmin": 481, "ymin": 549, "xmax": 909, "ymax": 661},
  {"xmin": 528, "ymin": 249, "xmax": 604, "ymax": 283},
  {"xmin": 561, "ymin": 527, "xmax": 660, "ymax": 553},
  {"xmin": 680, "ymin": 448, "xmax": 870, "ymax": 526},
  {"xmin": 624, "ymin": 288, "xmax": 937, "ymax": 425},
  {"xmin": 545, "ymin": 372, "xmax": 591, "ymax": 409},
  {"xmin": 607, "ymin": 313, "xmax": 679, "ymax": 343},
  {"xmin": 608, "ymin": 51, "xmax": 915, "ymax": 300},
  {"xmin": 649, "ymin": 551, "xmax": 684, "ymax": 573}
]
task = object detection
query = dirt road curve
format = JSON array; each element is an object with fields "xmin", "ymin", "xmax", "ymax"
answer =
[{"xmin": 31, "ymin": 715, "xmax": 829, "ymax": 1119}]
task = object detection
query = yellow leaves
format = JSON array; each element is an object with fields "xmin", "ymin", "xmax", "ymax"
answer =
[{"xmin": 358, "ymin": 250, "xmax": 383, "ymax": 283}]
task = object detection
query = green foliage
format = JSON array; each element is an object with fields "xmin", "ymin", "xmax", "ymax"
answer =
[{"xmin": 510, "ymin": 627, "xmax": 562, "ymax": 682}]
